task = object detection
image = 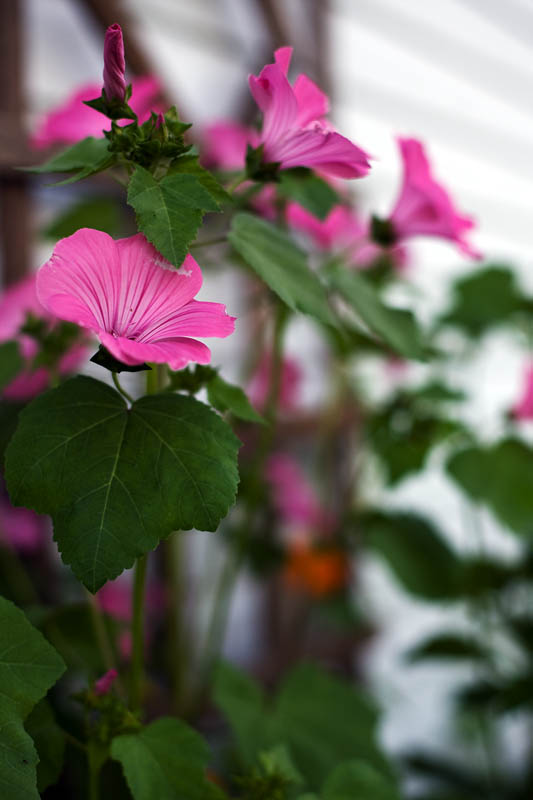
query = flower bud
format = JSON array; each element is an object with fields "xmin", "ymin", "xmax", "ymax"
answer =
[
  {"xmin": 94, "ymin": 668, "xmax": 118, "ymax": 696},
  {"xmin": 103, "ymin": 23, "xmax": 126, "ymax": 102}
]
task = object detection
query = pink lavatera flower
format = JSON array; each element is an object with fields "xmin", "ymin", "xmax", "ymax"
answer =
[
  {"xmin": 37, "ymin": 229, "xmax": 235, "ymax": 370},
  {"xmin": 103, "ymin": 23, "xmax": 126, "ymax": 102},
  {"xmin": 31, "ymin": 76, "xmax": 163, "ymax": 149},
  {"xmin": 512, "ymin": 364, "xmax": 533, "ymax": 421},
  {"xmin": 266, "ymin": 453, "xmax": 336, "ymax": 534},
  {"xmin": 0, "ymin": 274, "xmax": 87, "ymax": 400},
  {"xmin": 387, "ymin": 137, "xmax": 481, "ymax": 258},
  {"xmin": 202, "ymin": 121, "xmax": 259, "ymax": 171},
  {"xmin": 0, "ymin": 484, "xmax": 46, "ymax": 553},
  {"xmin": 248, "ymin": 353, "xmax": 303, "ymax": 413},
  {"xmin": 249, "ymin": 48, "xmax": 370, "ymax": 179},
  {"xmin": 287, "ymin": 203, "xmax": 408, "ymax": 270}
]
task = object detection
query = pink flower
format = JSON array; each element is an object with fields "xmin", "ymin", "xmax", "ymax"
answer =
[
  {"xmin": 287, "ymin": 203, "xmax": 408, "ymax": 269},
  {"xmin": 201, "ymin": 121, "xmax": 259, "ymax": 171},
  {"xmin": 103, "ymin": 24, "xmax": 126, "ymax": 102},
  {"xmin": 249, "ymin": 48, "xmax": 370, "ymax": 179},
  {"xmin": 248, "ymin": 353, "xmax": 302, "ymax": 413},
  {"xmin": 31, "ymin": 76, "xmax": 163, "ymax": 149},
  {"xmin": 94, "ymin": 668, "xmax": 118, "ymax": 696},
  {"xmin": 37, "ymin": 229, "xmax": 235, "ymax": 370},
  {"xmin": 388, "ymin": 137, "xmax": 481, "ymax": 258},
  {"xmin": 512, "ymin": 364, "xmax": 533, "ymax": 421},
  {"xmin": 0, "ymin": 274, "xmax": 87, "ymax": 400},
  {"xmin": 265, "ymin": 453, "xmax": 335, "ymax": 532},
  {"xmin": 0, "ymin": 485, "xmax": 45, "ymax": 552}
]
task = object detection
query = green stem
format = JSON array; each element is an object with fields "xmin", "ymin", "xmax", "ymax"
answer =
[
  {"xmin": 199, "ymin": 301, "xmax": 289, "ymax": 688},
  {"xmin": 163, "ymin": 533, "xmax": 186, "ymax": 713},
  {"xmin": 129, "ymin": 554, "xmax": 148, "ymax": 711},
  {"xmin": 190, "ymin": 235, "xmax": 227, "ymax": 250},
  {"xmin": 227, "ymin": 172, "xmax": 247, "ymax": 193},
  {"xmin": 86, "ymin": 590, "xmax": 118, "ymax": 677},
  {"xmin": 88, "ymin": 745, "xmax": 102, "ymax": 800},
  {"xmin": 111, "ymin": 372, "xmax": 134, "ymax": 404}
]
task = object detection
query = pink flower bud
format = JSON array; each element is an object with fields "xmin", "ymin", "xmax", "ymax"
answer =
[
  {"xmin": 103, "ymin": 24, "xmax": 126, "ymax": 102},
  {"xmin": 94, "ymin": 668, "xmax": 118, "ymax": 696},
  {"xmin": 155, "ymin": 112, "xmax": 165, "ymax": 129}
]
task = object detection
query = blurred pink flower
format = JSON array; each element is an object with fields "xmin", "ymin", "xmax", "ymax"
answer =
[
  {"xmin": 512, "ymin": 364, "xmax": 533, "ymax": 421},
  {"xmin": 248, "ymin": 353, "xmax": 302, "ymax": 413},
  {"xmin": 31, "ymin": 76, "xmax": 163, "ymax": 149},
  {"xmin": 389, "ymin": 138, "xmax": 481, "ymax": 258},
  {"xmin": 0, "ymin": 486, "xmax": 45, "ymax": 553},
  {"xmin": 287, "ymin": 203, "xmax": 408, "ymax": 269},
  {"xmin": 201, "ymin": 121, "xmax": 258, "ymax": 171},
  {"xmin": 37, "ymin": 229, "xmax": 235, "ymax": 370},
  {"xmin": 266, "ymin": 453, "xmax": 336, "ymax": 533},
  {"xmin": 94, "ymin": 668, "xmax": 118, "ymax": 696},
  {"xmin": 103, "ymin": 24, "xmax": 126, "ymax": 102},
  {"xmin": 249, "ymin": 48, "xmax": 370, "ymax": 179},
  {"xmin": 0, "ymin": 274, "xmax": 87, "ymax": 401}
]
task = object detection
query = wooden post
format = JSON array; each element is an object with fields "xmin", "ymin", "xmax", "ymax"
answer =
[{"xmin": 0, "ymin": 0, "xmax": 31, "ymax": 287}]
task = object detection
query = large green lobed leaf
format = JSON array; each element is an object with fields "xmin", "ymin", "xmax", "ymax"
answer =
[
  {"xmin": 111, "ymin": 717, "xmax": 226, "ymax": 799},
  {"xmin": 328, "ymin": 265, "xmax": 426, "ymax": 360},
  {"xmin": 229, "ymin": 213, "xmax": 336, "ymax": 327},
  {"xmin": 0, "ymin": 597, "xmax": 65, "ymax": 800},
  {"xmin": 5, "ymin": 376, "xmax": 240, "ymax": 592},
  {"xmin": 128, "ymin": 165, "xmax": 221, "ymax": 268}
]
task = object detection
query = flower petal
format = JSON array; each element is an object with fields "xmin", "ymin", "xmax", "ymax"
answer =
[
  {"xmin": 270, "ymin": 128, "xmax": 371, "ymax": 178},
  {"xmin": 114, "ymin": 237, "xmax": 203, "ymax": 337},
  {"xmin": 99, "ymin": 331, "xmax": 211, "ymax": 370},
  {"xmin": 37, "ymin": 228, "xmax": 120, "ymax": 331},
  {"xmin": 274, "ymin": 46, "xmax": 293, "ymax": 75},
  {"xmin": 136, "ymin": 300, "xmax": 235, "ymax": 342},
  {"xmin": 293, "ymin": 74, "xmax": 330, "ymax": 127},
  {"xmin": 249, "ymin": 62, "xmax": 298, "ymax": 145}
]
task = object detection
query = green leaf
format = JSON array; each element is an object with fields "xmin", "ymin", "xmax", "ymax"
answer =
[
  {"xmin": 24, "ymin": 699, "xmax": 65, "ymax": 793},
  {"xmin": 406, "ymin": 633, "xmax": 488, "ymax": 664},
  {"xmin": 127, "ymin": 165, "xmax": 221, "ymax": 268},
  {"xmin": 5, "ymin": 376, "xmax": 240, "ymax": 591},
  {"xmin": 363, "ymin": 511, "xmax": 462, "ymax": 600},
  {"xmin": 43, "ymin": 197, "xmax": 122, "ymax": 240},
  {"xmin": 278, "ymin": 168, "xmax": 339, "ymax": 220},
  {"xmin": 207, "ymin": 375, "xmax": 265, "ymax": 424},
  {"xmin": 0, "ymin": 342, "xmax": 22, "ymax": 393},
  {"xmin": 367, "ymin": 400, "xmax": 462, "ymax": 486},
  {"xmin": 22, "ymin": 137, "xmax": 111, "ymax": 174},
  {"xmin": 447, "ymin": 439, "xmax": 533, "ymax": 537},
  {"xmin": 0, "ymin": 402, "xmax": 23, "ymax": 468},
  {"xmin": 328, "ymin": 265, "xmax": 426, "ymax": 360},
  {"xmin": 229, "ymin": 213, "xmax": 336, "ymax": 327},
  {"xmin": 272, "ymin": 664, "xmax": 384, "ymax": 788},
  {"xmin": 168, "ymin": 155, "xmax": 232, "ymax": 207},
  {"xmin": 213, "ymin": 662, "xmax": 267, "ymax": 766},
  {"xmin": 322, "ymin": 761, "xmax": 401, "ymax": 800},
  {"xmin": 440, "ymin": 265, "xmax": 526, "ymax": 336},
  {"xmin": 111, "ymin": 717, "xmax": 224, "ymax": 799},
  {"xmin": 214, "ymin": 662, "xmax": 385, "ymax": 788},
  {"xmin": 0, "ymin": 596, "xmax": 65, "ymax": 800}
]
